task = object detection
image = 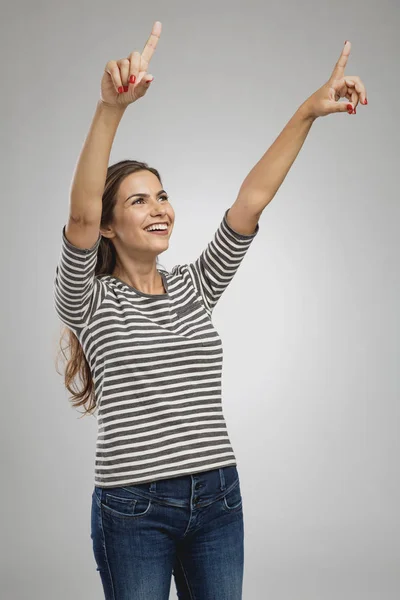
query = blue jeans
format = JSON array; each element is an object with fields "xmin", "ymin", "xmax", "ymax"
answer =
[{"xmin": 91, "ymin": 465, "xmax": 244, "ymax": 599}]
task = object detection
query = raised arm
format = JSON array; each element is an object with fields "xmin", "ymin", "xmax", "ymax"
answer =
[
  {"xmin": 54, "ymin": 21, "xmax": 162, "ymax": 331},
  {"xmin": 227, "ymin": 40, "xmax": 368, "ymax": 235},
  {"xmin": 66, "ymin": 20, "xmax": 162, "ymax": 250},
  {"xmin": 67, "ymin": 102, "xmax": 126, "ymax": 248}
]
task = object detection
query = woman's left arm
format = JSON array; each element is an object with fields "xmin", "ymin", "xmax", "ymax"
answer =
[{"xmin": 227, "ymin": 41, "xmax": 368, "ymax": 235}]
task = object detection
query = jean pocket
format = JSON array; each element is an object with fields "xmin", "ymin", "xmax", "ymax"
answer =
[
  {"xmin": 222, "ymin": 479, "xmax": 243, "ymax": 512},
  {"xmin": 101, "ymin": 488, "xmax": 153, "ymax": 519}
]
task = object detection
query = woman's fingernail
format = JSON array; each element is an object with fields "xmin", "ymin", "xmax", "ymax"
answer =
[
  {"xmin": 123, "ymin": 85, "xmax": 129, "ymax": 92},
  {"xmin": 347, "ymin": 103, "xmax": 353, "ymax": 112},
  {"xmin": 353, "ymin": 107, "xmax": 356, "ymax": 114},
  {"xmin": 364, "ymin": 98, "xmax": 368, "ymax": 105},
  {"xmin": 129, "ymin": 75, "xmax": 136, "ymax": 84},
  {"xmin": 118, "ymin": 86, "xmax": 123, "ymax": 94}
]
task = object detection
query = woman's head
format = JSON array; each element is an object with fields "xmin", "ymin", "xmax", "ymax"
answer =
[
  {"xmin": 96, "ymin": 159, "xmax": 175, "ymax": 277},
  {"xmin": 56, "ymin": 159, "xmax": 171, "ymax": 417}
]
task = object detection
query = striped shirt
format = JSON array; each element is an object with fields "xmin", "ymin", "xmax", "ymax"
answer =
[{"xmin": 54, "ymin": 208, "xmax": 259, "ymax": 487}]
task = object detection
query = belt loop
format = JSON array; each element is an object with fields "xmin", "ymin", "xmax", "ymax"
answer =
[
  {"xmin": 149, "ymin": 481, "xmax": 156, "ymax": 493},
  {"xmin": 219, "ymin": 468, "xmax": 226, "ymax": 491}
]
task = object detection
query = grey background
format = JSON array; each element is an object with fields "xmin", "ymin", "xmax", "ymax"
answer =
[{"xmin": 1, "ymin": 0, "xmax": 399, "ymax": 598}]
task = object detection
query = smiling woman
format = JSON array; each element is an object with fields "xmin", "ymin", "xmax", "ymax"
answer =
[
  {"xmin": 100, "ymin": 168, "xmax": 175, "ymax": 271},
  {"xmin": 51, "ymin": 16, "xmax": 373, "ymax": 598},
  {"xmin": 52, "ymin": 16, "xmax": 263, "ymax": 599},
  {"xmin": 53, "ymin": 20, "xmax": 258, "ymax": 600}
]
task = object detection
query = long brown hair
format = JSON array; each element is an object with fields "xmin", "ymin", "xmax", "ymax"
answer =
[{"xmin": 55, "ymin": 159, "xmax": 164, "ymax": 418}]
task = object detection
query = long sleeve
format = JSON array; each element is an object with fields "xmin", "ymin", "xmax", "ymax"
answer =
[
  {"xmin": 53, "ymin": 225, "xmax": 108, "ymax": 333},
  {"xmin": 187, "ymin": 208, "xmax": 259, "ymax": 315}
]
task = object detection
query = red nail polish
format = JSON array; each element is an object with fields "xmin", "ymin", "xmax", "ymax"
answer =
[
  {"xmin": 129, "ymin": 75, "xmax": 136, "ymax": 84},
  {"xmin": 118, "ymin": 86, "xmax": 123, "ymax": 94},
  {"xmin": 364, "ymin": 98, "xmax": 368, "ymax": 105},
  {"xmin": 347, "ymin": 103, "xmax": 353, "ymax": 112},
  {"xmin": 123, "ymin": 85, "xmax": 129, "ymax": 92}
]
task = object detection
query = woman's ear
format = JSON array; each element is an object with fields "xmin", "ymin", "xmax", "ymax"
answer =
[{"xmin": 99, "ymin": 224, "xmax": 115, "ymax": 240}]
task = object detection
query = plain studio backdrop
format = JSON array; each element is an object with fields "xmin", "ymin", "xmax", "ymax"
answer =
[{"xmin": 1, "ymin": 1, "xmax": 399, "ymax": 599}]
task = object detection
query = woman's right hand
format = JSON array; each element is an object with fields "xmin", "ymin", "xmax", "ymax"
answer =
[{"xmin": 100, "ymin": 20, "xmax": 162, "ymax": 109}]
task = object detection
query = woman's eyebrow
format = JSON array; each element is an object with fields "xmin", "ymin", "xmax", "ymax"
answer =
[{"xmin": 125, "ymin": 189, "xmax": 167, "ymax": 202}]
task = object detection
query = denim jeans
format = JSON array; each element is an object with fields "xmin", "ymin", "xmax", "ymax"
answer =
[{"xmin": 91, "ymin": 464, "xmax": 244, "ymax": 599}]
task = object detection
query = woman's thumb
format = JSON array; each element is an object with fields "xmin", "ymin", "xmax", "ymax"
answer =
[
  {"xmin": 335, "ymin": 101, "xmax": 354, "ymax": 113},
  {"xmin": 141, "ymin": 74, "xmax": 154, "ymax": 90},
  {"xmin": 134, "ymin": 73, "xmax": 154, "ymax": 99}
]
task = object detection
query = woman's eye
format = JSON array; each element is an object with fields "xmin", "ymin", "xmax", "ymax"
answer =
[{"xmin": 132, "ymin": 195, "xmax": 169, "ymax": 205}]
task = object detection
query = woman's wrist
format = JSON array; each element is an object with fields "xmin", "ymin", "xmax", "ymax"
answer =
[
  {"xmin": 97, "ymin": 99, "xmax": 127, "ymax": 116},
  {"xmin": 297, "ymin": 100, "xmax": 318, "ymax": 123}
]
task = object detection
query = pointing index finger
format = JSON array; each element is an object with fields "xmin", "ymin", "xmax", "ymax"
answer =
[
  {"xmin": 141, "ymin": 21, "xmax": 162, "ymax": 66},
  {"xmin": 330, "ymin": 40, "xmax": 351, "ymax": 81}
]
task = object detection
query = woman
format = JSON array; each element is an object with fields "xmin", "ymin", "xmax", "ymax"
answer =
[{"xmin": 54, "ymin": 20, "xmax": 367, "ymax": 600}]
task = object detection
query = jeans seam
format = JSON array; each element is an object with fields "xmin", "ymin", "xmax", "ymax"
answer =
[
  {"xmin": 99, "ymin": 489, "xmax": 116, "ymax": 599},
  {"xmin": 177, "ymin": 554, "xmax": 195, "ymax": 600}
]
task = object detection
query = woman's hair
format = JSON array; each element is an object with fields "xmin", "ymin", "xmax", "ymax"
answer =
[{"xmin": 55, "ymin": 159, "xmax": 164, "ymax": 418}]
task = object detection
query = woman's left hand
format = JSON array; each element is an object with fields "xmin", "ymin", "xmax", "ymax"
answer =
[{"xmin": 302, "ymin": 41, "xmax": 368, "ymax": 119}]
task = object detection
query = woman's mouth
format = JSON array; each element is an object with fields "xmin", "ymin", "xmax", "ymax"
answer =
[{"xmin": 145, "ymin": 228, "xmax": 169, "ymax": 235}]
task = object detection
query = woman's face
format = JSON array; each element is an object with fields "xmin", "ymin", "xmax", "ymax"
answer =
[{"xmin": 102, "ymin": 170, "xmax": 175, "ymax": 257}]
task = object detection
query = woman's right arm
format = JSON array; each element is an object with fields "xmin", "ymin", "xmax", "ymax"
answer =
[
  {"xmin": 65, "ymin": 20, "xmax": 161, "ymax": 250},
  {"xmin": 66, "ymin": 101, "xmax": 126, "ymax": 250},
  {"xmin": 54, "ymin": 22, "xmax": 161, "ymax": 330}
]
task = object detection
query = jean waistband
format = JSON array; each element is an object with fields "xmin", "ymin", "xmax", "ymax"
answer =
[{"xmin": 94, "ymin": 464, "xmax": 240, "ymax": 505}]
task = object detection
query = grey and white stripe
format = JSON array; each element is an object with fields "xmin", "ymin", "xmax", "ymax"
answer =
[{"xmin": 54, "ymin": 208, "xmax": 259, "ymax": 487}]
